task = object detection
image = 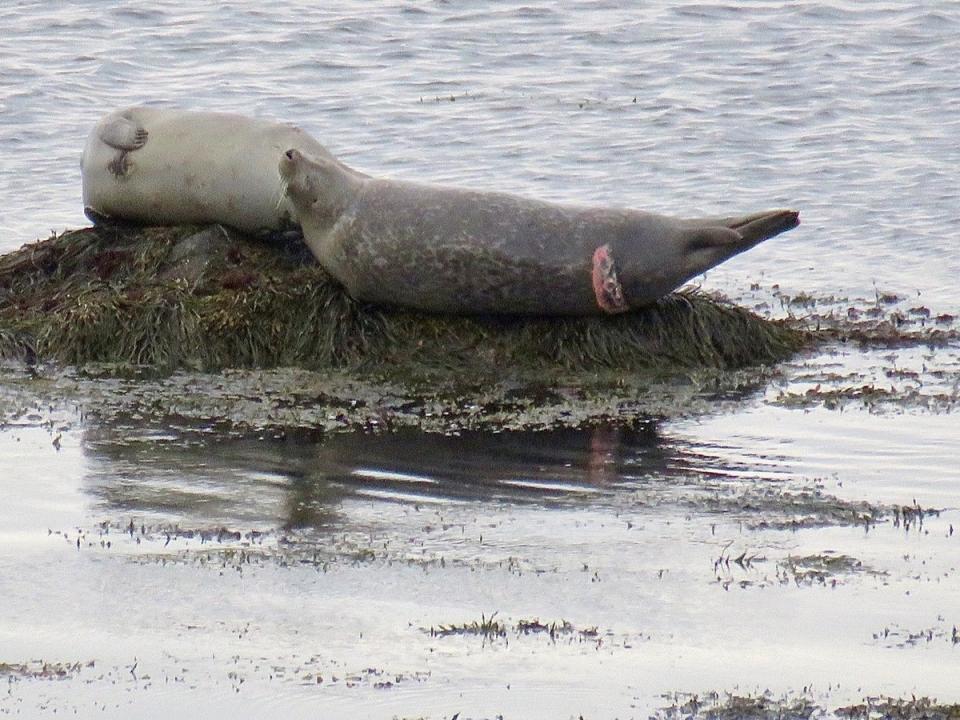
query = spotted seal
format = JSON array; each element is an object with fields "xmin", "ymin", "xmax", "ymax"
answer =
[
  {"xmin": 279, "ymin": 147, "xmax": 799, "ymax": 315},
  {"xmin": 81, "ymin": 107, "xmax": 339, "ymax": 235}
]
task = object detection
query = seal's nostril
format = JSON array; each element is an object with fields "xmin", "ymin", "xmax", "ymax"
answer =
[{"xmin": 285, "ymin": 149, "xmax": 295, "ymax": 160}]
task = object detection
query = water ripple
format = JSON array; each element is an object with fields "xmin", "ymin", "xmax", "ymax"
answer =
[{"xmin": 0, "ymin": 0, "xmax": 957, "ymax": 310}]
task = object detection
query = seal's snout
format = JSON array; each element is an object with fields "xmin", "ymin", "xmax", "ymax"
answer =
[{"xmin": 279, "ymin": 148, "xmax": 301, "ymax": 181}]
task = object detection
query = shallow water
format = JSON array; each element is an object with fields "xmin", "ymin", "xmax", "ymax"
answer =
[
  {"xmin": 2, "ymin": 1, "xmax": 960, "ymax": 717},
  {"xmin": 2, "ymin": 411, "xmax": 959, "ymax": 718}
]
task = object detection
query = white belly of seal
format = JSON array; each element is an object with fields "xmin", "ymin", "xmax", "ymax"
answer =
[{"xmin": 81, "ymin": 107, "xmax": 335, "ymax": 234}]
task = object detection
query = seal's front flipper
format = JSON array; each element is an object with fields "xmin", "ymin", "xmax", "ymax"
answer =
[
  {"xmin": 84, "ymin": 206, "xmax": 139, "ymax": 227},
  {"xmin": 84, "ymin": 206, "xmax": 115, "ymax": 225},
  {"xmin": 98, "ymin": 111, "xmax": 149, "ymax": 151}
]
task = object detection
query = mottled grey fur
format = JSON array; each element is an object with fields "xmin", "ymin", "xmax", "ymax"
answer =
[{"xmin": 281, "ymin": 149, "xmax": 799, "ymax": 316}]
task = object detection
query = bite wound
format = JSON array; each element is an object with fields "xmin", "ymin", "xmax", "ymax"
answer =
[{"xmin": 591, "ymin": 244, "xmax": 628, "ymax": 314}]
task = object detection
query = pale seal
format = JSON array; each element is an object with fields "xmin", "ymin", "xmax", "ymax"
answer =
[
  {"xmin": 279, "ymin": 148, "xmax": 799, "ymax": 316},
  {"xmin": 81, "ymin": 107, "xmax": 340, "ymax": 235}
]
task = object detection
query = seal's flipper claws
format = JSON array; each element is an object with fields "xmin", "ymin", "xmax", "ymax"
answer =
[{"xmin": 98, "ymin": 112, "xmax": 149, "ymax": 151}]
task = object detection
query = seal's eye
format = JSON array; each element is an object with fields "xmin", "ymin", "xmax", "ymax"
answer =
[{"xmin": 285, "ymin": 149, "xmax": 296, "ymax": 160}]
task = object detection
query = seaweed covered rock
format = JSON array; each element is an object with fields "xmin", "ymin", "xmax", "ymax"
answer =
[{"xmin": 0, "ymin": 225, "xmax": 806, "ymax": 377}]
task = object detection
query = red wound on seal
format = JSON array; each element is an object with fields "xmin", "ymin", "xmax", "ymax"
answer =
[{"xmin": 591, "ymin": 244, "xmax": 628, "ymax": 314}]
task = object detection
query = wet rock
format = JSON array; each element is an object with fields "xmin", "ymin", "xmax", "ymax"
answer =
[{"xmin": 160, "ymin": 225, "xmax": 235, "ymax": 285}]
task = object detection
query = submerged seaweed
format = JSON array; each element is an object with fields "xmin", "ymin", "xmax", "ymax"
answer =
[
  {"xmin": 655, "ymin": 692, "xmax": 960, "ymax": 720},
  {"xmin": 0, "ymin": 224, "xmax": 806, "ymax": 377}
]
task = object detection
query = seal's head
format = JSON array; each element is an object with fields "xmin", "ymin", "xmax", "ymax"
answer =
[
  {"xmin": 279, "ymin": 148, "xmax": 322, "ymax": 208},
  {"xmin": 279, "ymin": 147, "xmax": 364, "ymax": 224}
]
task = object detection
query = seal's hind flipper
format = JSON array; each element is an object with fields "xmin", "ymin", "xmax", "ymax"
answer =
[
  {"xmin": 679, "ymin": 210, "xmax": 799, "ymax": 275},
  {"xmin": 682, "ymin": 208, "xmax": 798, "ymax": 254},
  {"xmin": 682, "ymin": 226, "xmax": 743, "ymax": 251},
  {"xmin": 728, "ymin": 210, "xmax": 799, "ymax": 248},
  {"xmin": 98, "ymin": 111, "xmax": 149, "ymax": 151}
]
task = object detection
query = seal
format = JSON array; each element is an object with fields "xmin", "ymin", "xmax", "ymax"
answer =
[
  {"xmin": 81, "ymin": 107, "xmax": 341, "ymax": 235},
  {"xmin": 279, "ymin": 148, "xmax": 799, "ymax": 316}
]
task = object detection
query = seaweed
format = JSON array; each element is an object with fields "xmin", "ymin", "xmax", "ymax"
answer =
[{"xmin": 0, "ymin": 224, "xmax": 807, "ymax": 377}]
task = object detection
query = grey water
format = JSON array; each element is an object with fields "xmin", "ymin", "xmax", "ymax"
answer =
[
  {"xmin": 2, "ymin": 0, "xmax": 959, "ymax": 308},
  {"xmin": 2, "ymin": 1, "xmax": 960, "ymax": 718}
]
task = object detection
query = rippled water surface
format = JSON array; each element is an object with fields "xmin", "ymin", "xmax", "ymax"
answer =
[
  {"xmin": 2, "ymin": 0, "xmax": 960, "ymax": 307},
  {"xmin": 2, "ymin": 2, "xmax": 959, "ymax": 718}
]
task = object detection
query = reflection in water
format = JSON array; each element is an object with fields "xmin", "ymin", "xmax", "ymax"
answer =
[
  {"xmin": 80, "ymin": 423, "xmax": 339, "ymax": 531},
  {"xmin": 306, "ymin": 423, "xmax": 668, "ymax": 502},
  {"xmin": 80, "ymin": 419, "xmax": 712, "ymax": 532}
]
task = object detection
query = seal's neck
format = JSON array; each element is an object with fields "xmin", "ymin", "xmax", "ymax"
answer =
[{"xmin": 321, "ymin": 161, "xmax": 365, "ymax": 217}]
